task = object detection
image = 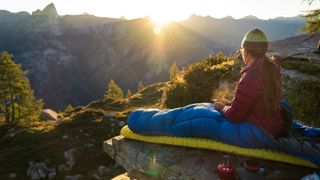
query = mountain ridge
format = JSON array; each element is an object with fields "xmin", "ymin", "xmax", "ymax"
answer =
[{"xmin": 0, "ymin": 2, "xmax": 305, "ymax": 22}]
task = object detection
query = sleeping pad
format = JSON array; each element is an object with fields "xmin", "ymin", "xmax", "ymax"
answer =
[{"xmin": 127, "ymin": 103, "xmax": 320, "ymax": 167}]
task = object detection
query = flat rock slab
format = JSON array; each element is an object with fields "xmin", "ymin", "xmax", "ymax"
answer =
[
  {"xmin": 268, "ymin": 33, "xmax": 320, "ymax": 63},
  {"xmin": 104, "ymin": 136, "xmax": 315, "ymax": 180}
]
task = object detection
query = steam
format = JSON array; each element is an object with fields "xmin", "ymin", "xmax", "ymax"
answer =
[{"xmin": 212, "ymin": 81, "xmax": 235, "ymax": 103}]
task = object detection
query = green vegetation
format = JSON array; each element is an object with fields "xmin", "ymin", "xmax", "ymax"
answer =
[
  {"xmin": 84, "ymin": 82, "xmax": 165, "ymax": 112},
  {"xmin": 0, "ymin": 51, "xmax": 43, "ymax": 127},
  {"xmin": 65, "ymin": 104, "xmax": 73, "ymax": 112},
  {"xmin": 303, "ymin": 9, "xmax": 320, "ymax": 33},
  {"xmin": 105, "ymin": 79, "xmax": 124, "ymax": 100},
  {"xmin": 162, "ymin": 53, "xmax": 241, "ymax": 108},
  {"xmin": 281, "ymin": 59, "xmax": 320, "ymax": 125},
  {"xmin": 286, "ymin": 79, "xmax": 320, "ymax": 125},
  {"xmin": 126, "ymin": 89, "xmax": 132, "ymax": 98},
  {"xmin": 130, "ymin": 82, "xmax": 165, "ymax": 108},
  {"xmin": 282, "ymin": 60, "xmax": 320, "ymax": 76},
  {"xmin": 302, "ymin": 0, "xmax": 320, "ymax": 33}
]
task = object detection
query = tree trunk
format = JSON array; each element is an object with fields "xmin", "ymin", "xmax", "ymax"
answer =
[
  {"xmin": 9, "ymin": 83, "xmax": 15, "ymax": 126},
  {"xmin": 3, "ymin": 100, "xmax": 10, "ymax": 125},
  {"xmin": 18, "ymin": 101, "xmax": 21, "ymax": 121}
]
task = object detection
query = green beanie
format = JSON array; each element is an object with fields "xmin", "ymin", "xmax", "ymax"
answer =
[{"xmin": 241, "ymin": 28, "xmax": 268, "ymax": 52}]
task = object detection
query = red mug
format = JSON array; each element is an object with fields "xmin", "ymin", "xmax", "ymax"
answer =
[{"xmin": 217, "ymin": 155, "xmax": 234, "ymax": 180}]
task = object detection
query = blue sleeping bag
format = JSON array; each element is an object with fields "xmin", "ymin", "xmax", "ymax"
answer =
[
  {"xmin": 128, "ymin": 103, "xmax": 274, "ymax": 148},
  {"xmin": 127, "ymin": 103, "xmax": 320, "ymax": 167}
]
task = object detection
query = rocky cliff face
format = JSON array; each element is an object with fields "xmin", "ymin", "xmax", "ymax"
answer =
[
  {"xmin": 0, "ymin": 3, "xmax": 307, "ymax": 110},
  {"xmin": 104, "ymin": 136, "xmax": 314, "ymax": 180}
]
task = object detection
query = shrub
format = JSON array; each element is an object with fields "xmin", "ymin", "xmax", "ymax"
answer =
[
  {"xmin": 286, "ymin": 79, "xmax": 320, "ymax": 124},
  {"xmin": 162, "ymin": 53, "xmax": 241, "ymax": 108}
]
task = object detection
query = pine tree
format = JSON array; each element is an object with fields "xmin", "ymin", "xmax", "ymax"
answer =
[
  {"xmin": 64, "ymin": 104, "xmax": 73, "ymax": 113},
  {"xmin": 303, "ymin": 9, "xmax": 320, "ymax": 33},
  {"xmin": 105, "ymin": 79, "xmax": 123, "ymax": 100},
  {"xmin": 137, "ymin": 81, "xmax": 144, "ymax": 91},
  {"xmin": 170, "ymin": 62, "xmax": 180, "ymax": 80},
  {"xmin": 0, "ymin": 51, "xmax": 43, "ymax": 126},
  {"xmin": 302, "ymin": 0, "xmax": 320, "ymax": 33},
  {"xmin": 126, "ymin": 89, "xmax": 132, "ymax": 98}
]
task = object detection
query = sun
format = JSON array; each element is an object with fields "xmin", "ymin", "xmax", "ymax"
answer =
[
  {"xmin": 151, "ymin": 15, "xmax": 171, "ymax": 27},
  {"xmin": 150, "ymin": 14, "xmax": 171, "ymax": 35}
]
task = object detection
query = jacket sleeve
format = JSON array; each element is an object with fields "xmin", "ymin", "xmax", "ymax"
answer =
[{"xmin": 222, "ymin": 70, "xmax": 264, "ymax": 123}]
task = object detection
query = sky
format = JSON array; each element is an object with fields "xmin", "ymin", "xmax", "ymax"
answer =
[{"xmin": 0, "ymin": 0, "xmax": 319, "ymax": 22}]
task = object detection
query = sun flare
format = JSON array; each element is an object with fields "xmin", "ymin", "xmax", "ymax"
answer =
[
  {"xmin": 153, "ymin": 26, "xmax": 162, "ymax": 35},
  {"xmin": 150, "ymin": 15, "xmax": 171, "ymax": 35},
  {"xmin": 151, "ymin": 15, "xmax": 171, "ymax": 27}
]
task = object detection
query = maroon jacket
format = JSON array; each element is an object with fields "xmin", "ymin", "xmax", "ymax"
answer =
[{"xmin": 222, "ymin": 60, "xmax": 284, "ymax": 137}]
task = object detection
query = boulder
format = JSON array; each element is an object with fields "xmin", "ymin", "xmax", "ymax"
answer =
[
  {"xmin": 27, "ymin": 162, "xmax": 48, "ymax": 179},
  {"xmin": 97, "ymin": 165, "xmax": 111, "ymax": 176},
  {"xmin": 118, "ymin": 121, "xmax": 125, "ymax": 127},
  {"xmin": 40, "ymin": 109, "xmax": 59, "ymax": 121},
  {"xmin": 104, "ymin": 136, "xmax": 315, "ymax": 180},
  {"xmin": 104, "ymin": 112, "xmax": 116, "ymax": 119},
  {"xmin": 64, "ymin": 148, "xmax": 76, "ymax": 169},
  {"xmin": 47, "ymin": 168, "xmax": 56, "ymax": 179}
]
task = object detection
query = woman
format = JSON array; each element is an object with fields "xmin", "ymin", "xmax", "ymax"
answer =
[{"xmin": 215, "ymin": 28, "xmax": 284, "ymax": 138}]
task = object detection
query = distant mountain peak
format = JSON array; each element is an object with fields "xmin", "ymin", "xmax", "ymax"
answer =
[
  {"xmin": 242, "ymin": 15, "xmax": 259, "ymax": 20},
  {"xmin": 273, "ymin": 15, "xmax": 303, "ymax": 21},
  {"xmin": 221, "ymin": 16, "xmax": 235, "ymax": 20},
  {"xmin": 188, "ymin": 14, "xmax": 202, "ymax": 19},
  {"xmin": 186, "ymin": 14, "xmax": 215, "ymax": 22},
  {"xmin": 32, "ymin": 3, "xmax": 58, "ymax": 17}
]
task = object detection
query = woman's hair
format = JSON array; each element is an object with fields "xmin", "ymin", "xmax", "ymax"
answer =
[{"xmin": 246, "ymin": 49, "xmax": 281, "ymax": 114}]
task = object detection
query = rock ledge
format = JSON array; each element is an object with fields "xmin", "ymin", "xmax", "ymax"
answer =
[{"xmin": 104, "ymin": 136, "xmax": 314, "ymax": 180}]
